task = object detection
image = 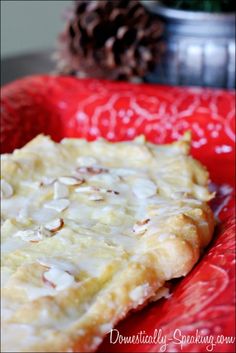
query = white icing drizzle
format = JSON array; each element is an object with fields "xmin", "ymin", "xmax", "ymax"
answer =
[{"xmin": 1, "ymin": 135, "xmax": 214, "ymax": 353}]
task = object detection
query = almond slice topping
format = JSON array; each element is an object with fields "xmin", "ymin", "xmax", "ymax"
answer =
[
  {"xmin": 44, "ymin": 218, "xmax": 64, "ymax": 233},
  {"xmin": 75, "ymin": 186, "xmax": 119, "ymax": 196},
  {"xmin": 58, "ymin": 176, "xmax": 85, "ymax": 186},
  {"xmin": 1, "ymin": 179, "xmax": 14, "ymax": 199},
  {"xmin": 106, "ymin": 189, "xmax": 119, "ymax": 195},
  {"xmin": 42, "ymin": 271, "xmax": 56, "ymax": 288},
  {"xmin": 54, "ymin": 181, "xmax": 69, "ymax": 199},
  {"xmin": 133, "ymin": 218, "xmax": 150, "ymax": 235},
  {"xmin": 14, "ymin": 229, "xmax": 41, "ymax": 242},
  {"xmin": 40, "ymin": 177, "xmax": 56, "ymax": 186},
  {"xmin": 132, "ymin": 178, "xmax": 157, "ymax": 199},
  {"xmin": 42, "ymin": 267, "xmax": 75, "ymax": 291},
  {"xmin": 13, "ymin": 226, "xmax": 52, "ymax": 242},
  {"xmin": 88, "ymin": 194, "xmax": 105, "ymax": 201},
  {"xmin": 37, "ymin": 258, "xmax": 76, "ymax": 274},
  {"xmin": 75, "ymin": 186, "xmax": 99, "ymax": 193},
  {"xmin": 76, "ymin": 166, "xmax": 109, "ymax": 175},
  {"xmin": 44, "ymin": 198, "xmax": 70, "ymax": 212}
]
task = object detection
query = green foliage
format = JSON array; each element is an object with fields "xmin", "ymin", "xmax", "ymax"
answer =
[{"xmin": 159, "ymin": 0, "xmax": 235, "ymax": 12}]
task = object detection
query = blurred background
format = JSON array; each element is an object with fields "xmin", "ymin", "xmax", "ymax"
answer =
[
  {"xmin": 1, "ymin": 0, "xmax": 69, "ymax": 57},
  {"xmin": 1, "ymin": 0, "xmax": 71, "ymax": 85},
  {"xmin": 1, "ymin": 0, "xmax": 235, "ymax": 88}
]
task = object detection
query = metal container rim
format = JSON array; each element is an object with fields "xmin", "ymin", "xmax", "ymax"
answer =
[{"xmin": 140, "ymin": 1, "xmax": 236, "ymax": 21}]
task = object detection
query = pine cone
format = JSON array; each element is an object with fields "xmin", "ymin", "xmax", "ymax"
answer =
[{"xmin": 56, "ymin": 0, "xmax": 164, "ymax": 81}]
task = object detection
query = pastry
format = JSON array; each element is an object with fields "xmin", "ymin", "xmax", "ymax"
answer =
[{"xmin": 1, "ymin": 134, "xmax": 214, "ymax": 352}]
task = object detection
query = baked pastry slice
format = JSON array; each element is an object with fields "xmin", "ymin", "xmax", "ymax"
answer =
[{"xmin": 1, "ymin": 134, "xmax": 214, "ymax": 352}]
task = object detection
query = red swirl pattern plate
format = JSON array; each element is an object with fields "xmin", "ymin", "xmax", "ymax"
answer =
[{"xmin": 1, "ymin": 76, "xmax": 235, "ymax": 352}]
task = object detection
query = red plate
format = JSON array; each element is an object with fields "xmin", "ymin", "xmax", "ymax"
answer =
[{"xmin": 1, "ymin": 76, "xmax": 235, "ymax": 352}]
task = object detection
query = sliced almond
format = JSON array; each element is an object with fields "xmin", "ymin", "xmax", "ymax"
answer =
[
  {"xmin": 14, "ymin": 226, "xmax": 53, "ymax": 242},
  {"xmin": 132, "ymin": 178, "xmax": 157, "ymax": 199},
  {"xmin": 75, "ymin": 186, "xmax": 119, "ymax": 197},
  {"xmin": 37, "ymin": 260, "xmax": 51, "ymax": 269},
  {"xmin": 76, "ymin": 166, "xmax": 109, "ymax": 175},
  {"xmin": 106, "ymin": 189, "xmax": 119, "ymax": 195},
  {"xmin": 75, "ymin": 186, "xmax": 99, "ymax": 193},
  {"xmin": 37, "ymin": 258, "xmax": 76, "ymax": 274},
  {"xmin": 40, "ymin": 177, "xmax": 56, "ymax": 186},
  {"xmin": 35, "ymin": 226, "xmax": 52, "ymax": 239},
  {"xmin": 14, "ymin": 229, "xmax": 41, "ymax": 242},
  {"xmin": 44, "ymin": 198, "xmax": 70, "ymax": 212},
  {"xmin": 44, "ymin": 218, "xmax": 64, "ymax": 232},
  {"xmin": 1, "ymin": 179, "xmax": 14, "ymax": 199},
  {"xmin": 58, "ymin": 176, "xmax": 85, "ymax": 186},
  {"xmin": 42, "ymin": 267, "xmax": 75, "ymax": 291},
  {"xmin": 137, "ymin": 218, "xmax": 151, "ymax": 226},
  {"xmin": 54, "ymin": 181, "xmax": 69, "ymax": 199},
  {"xmin": 133, "ymin": 218, "xmax": 150, "ymax": 235},
  {"xmin": 88, "ymin": 194, "xmax": 105, "ymax": 201},
  {"xmin": 42, "ymin": 271, "xmax": 56, "ymax": 288}
]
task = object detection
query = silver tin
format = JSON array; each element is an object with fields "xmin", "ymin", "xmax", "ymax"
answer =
[{"xmin": 142, "ymin": 1, "xmax": 235, "ymax": 88}]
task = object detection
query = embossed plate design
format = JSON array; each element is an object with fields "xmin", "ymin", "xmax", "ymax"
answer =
[{"xmin": 1, "ymin": 76, "xmax": 235, "ymax": 352}]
